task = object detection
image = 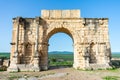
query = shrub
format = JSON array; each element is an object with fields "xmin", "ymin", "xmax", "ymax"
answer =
[
  {"xmin": 103, "ymin": 76, "xmax": 120, "ymax": 80},
  {"xmin": 50, "ymin": 57, "xmax": 57, "ymax": 62},
  {"xmin": 111, "ymin": 60, "xmax": 120, "ymax": 68}
]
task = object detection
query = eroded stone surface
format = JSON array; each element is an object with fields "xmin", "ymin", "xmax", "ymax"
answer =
[{"xmin": 8, "ymin": 10, "xmax": 111, "ymax": 72}]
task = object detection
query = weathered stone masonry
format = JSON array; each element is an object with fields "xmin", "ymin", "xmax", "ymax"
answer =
[{"xmin": 8, "ymin": 10, "xmax": 111, "ymax": 72}]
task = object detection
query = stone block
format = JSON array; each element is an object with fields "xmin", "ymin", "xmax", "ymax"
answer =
[
  {"xmin": 50, "ymin": 10, "xmax": 61, "ymax": 18},
  {"xmin": 3, "ymin": 59, "xmax": 10, "ymax": 67},
  {"xmin": 41, "ymin": 10, "xmax": 50, "ymax": 18},
  {"xmin": 61, "ymin": 10, "xmax": 71, "ymax": 18},
  {"xmin": 70, "ymin": 10, "xmax": 80, "ymax": 18},
  {"xmin": 41, "ymin": 10, "xmax": 80, "ymax": 18}
]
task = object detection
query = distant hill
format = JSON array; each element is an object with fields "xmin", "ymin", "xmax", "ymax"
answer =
[
  {"xmin": 112, "ymin": 52, "xmax": 120, "ymax": 54},
  {"xmin": 49, "ymin": 51, "xmax": 73, "ymax": 54}
]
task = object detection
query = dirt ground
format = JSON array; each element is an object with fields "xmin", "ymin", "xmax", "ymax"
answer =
[{"xmin": 0, "ymin": 67, "xmax": 120, "ymax": 80}]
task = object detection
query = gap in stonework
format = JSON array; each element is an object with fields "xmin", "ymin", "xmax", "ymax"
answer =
[{"xmin": 48, "ymin": 32, "xmax": 73, "ymax": 69}]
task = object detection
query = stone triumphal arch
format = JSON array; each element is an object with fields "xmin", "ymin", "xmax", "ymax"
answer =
[{"xmin": 8, "ymin": 10, "xmax": 111, "ymax": 72}]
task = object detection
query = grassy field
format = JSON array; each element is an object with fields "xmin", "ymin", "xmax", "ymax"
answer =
[
  {"xmin": 112, "ymin": 52, "xmax": 120, "ymax": 58},
  {"xmin": 0, "ymin": 52, "xmax": 119, "ymax": 59},
  {"xmin": 48, "ymin": 53, "xmax": 73, "ymax": 67},
  {"xmin": 0, "ymin": 52, "xmax": 120, "ymax": 67},
  {"xmin": 0, "ymin": 52, "xmax": 10, "ymax": 59},
  {"xmin": 48, "ymin": 53, "xmax": 73, "ymax": 61}
]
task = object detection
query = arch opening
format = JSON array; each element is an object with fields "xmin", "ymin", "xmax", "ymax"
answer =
[
  {"xmin": 47, "ymin": 28, "xmax": 74, "ymax": 69},
  {"xmin": 46, "ymin": 28, "xmax": 74, "ymax": 43}
]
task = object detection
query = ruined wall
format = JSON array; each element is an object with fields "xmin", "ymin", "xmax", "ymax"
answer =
[{"xmin": 8, "ymin": 10, "xmax": 111, "ymax": 72}]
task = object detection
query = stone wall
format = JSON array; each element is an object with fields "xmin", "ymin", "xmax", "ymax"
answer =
[{"xmin": 41, "ymin": 10, "xmax": 80, "ymax": 18}]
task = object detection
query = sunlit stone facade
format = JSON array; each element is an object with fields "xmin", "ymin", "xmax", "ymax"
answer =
[{"xmin": 8, "ymin": 10, "xmax": 111, "ymax": 72}]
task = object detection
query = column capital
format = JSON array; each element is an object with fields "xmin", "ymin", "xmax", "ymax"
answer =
[
  {"xmin": 16, "ymin": 17, "xmax": 25, "ymax": 25},
  {"xmin": 10, "ymin": 42, "xmax": 16, "ymax": 45}
]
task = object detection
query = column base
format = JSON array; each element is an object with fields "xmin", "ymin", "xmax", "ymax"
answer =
[
  {"xmin": 32, "ymin": 57, "xmax": 40, "ymax": 72},
  {"xmin": 7, "ymin": 56, "xmax": 19, "ymax": 72},
  {"xmin": 73, "ymin": 63, "xmax": 85, "ymax": 70},
  {"xmin": 7, "ymin": 64, "xmax": 18, "ymax": 72},
  {"xmin": 73, "ymin": 63, "xmax": 92, "ymax": 70},
  {"xmin": 32, "ymin": 66, "xmax": 40, "ymax": 72}
]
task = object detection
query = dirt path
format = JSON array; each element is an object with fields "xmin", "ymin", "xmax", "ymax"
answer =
[{"xmin": 0, "ymin": 68, "xmax": 120, "ymax": 80}]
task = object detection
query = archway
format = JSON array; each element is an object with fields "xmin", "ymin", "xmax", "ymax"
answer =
[
  {"xmin": 48, "ymin": 32, "xmax": 73, "ymax": 69},
  {"xmin": 46, "ymin": 27, "xmax": 74, "ymax": 69}
]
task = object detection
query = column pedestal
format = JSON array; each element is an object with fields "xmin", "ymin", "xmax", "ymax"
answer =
[
  {"xmin": 7, "ymin": 54, "xmax": 19, "ymax": 72},
  {"xmin": 32, "ymin": 56, "xmax": 40, "ymax": 72},
  {"xmin": 40, "ymin": 55, "xmax": 48, "ymax": 71}
]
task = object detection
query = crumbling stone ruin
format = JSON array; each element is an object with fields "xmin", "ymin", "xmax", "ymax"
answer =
[{"xmin": 7, "ymin": 10, "xmax": 111, "ymax": 72}]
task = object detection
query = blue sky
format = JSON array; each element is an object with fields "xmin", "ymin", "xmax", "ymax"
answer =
[{"xmin": 0, "ymin": 0, "xmax": 120, "ymax": 52}]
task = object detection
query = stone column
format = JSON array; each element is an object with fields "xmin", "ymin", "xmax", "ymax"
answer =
[
  {"xmin": 14, "ymin": 18, "xmax": 20, "ymax": 58},
  {"xmin": 40, "ymin": 43, "xmax": 49, "ymax": 71},
  {"xmin": 35, "ymin": 23, "xmax": 39, "ymax": 57},
  {"xmin": 73, "ymin": 43, "xmax": 79, "ymax": 69},
  {"xmin": 104, "ymin": 45, "xmax": 111, "ymax": 66},
  {"xmin": 8, "ymin": 17, "xmax": 21, "ymax": 72},
  {"xmin": 20, "ymin": 22, "xmax": 25, "ymax": 64},
  {"xmin": 95, "ymin": 21, "xmax": 100, "ymax": 64},
  {"xmin": 106, "ymin": 42, "xmax": 112, "ymax": 63},
  {"xmin": 32, "ymin": 18, "xmax": 40, "ymax": 72},
  {"xmin": 83, "ymin": 47, "xmax": 90, "ymax": 69},
  {"xmin": 73, "ymin": 43, "xmax": 85, "ymax": 69}
]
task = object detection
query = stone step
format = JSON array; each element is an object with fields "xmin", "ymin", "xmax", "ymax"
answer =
[
  {"xmin": 89, "ymin": 64, "xmax": 108, "ymax": 69},
  {"xmin": 17, "ymin": 64, "xmax": 33, "ymax": 71}
]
